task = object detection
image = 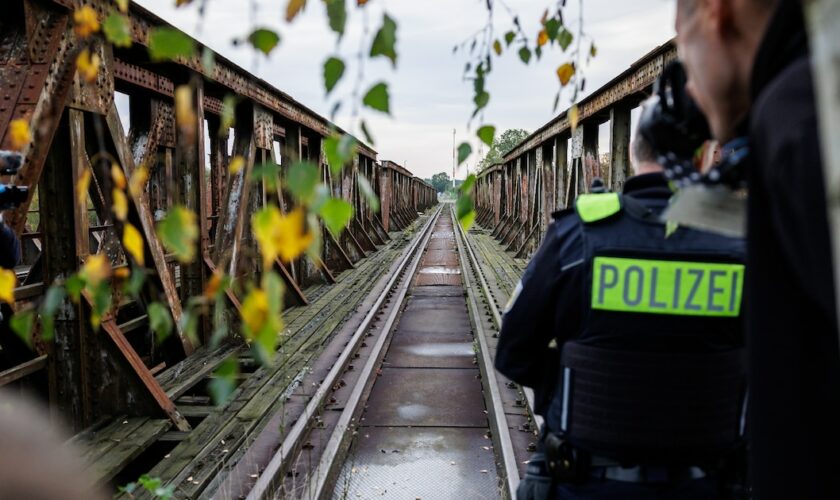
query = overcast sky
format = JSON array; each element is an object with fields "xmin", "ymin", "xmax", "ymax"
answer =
[{"xmin": 134, "ymin": 0, "xmax": 675, "ymax": 180}]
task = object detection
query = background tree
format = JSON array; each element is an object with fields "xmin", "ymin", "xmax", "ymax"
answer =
[
  {"xmin": 478, "ymin": 128, "xmax": 530, "ymax": 172},
  {"xmin": 429, "ymin": 172, "xmax": 452, "ymax": 193}
]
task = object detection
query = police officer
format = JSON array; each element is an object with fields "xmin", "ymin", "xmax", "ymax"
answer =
[
  {"xmin": 674, "ymin": 1, "xmax": 840, "ymax": 497},
  {"xmin": 496, "ymin": 126, "xmax": 747, "ymax": 499}
]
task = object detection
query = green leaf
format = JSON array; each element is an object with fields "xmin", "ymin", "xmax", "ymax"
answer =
[
  {"xmin": 363, "ymin": 82, "xmax": 390, "ymax": 114},
  {"xmin": 357, "ymin": 175, "xmax": 380, "ymax": 212},
  {"xmin": 473, "ymin": 91, "xmax": 490, "ymax": 112},
  {"xmin": 477, "ymin": 125, "xmax": 495, "ymax": 147},
  {"xmin": 201, "ymin": 47, "xmax": 215, "ymax": 74},
  {"xmin": 325, "ymin": 0, "xmax": 347, "ymax": 37},
  {"xmin": 504, "ymin": 31, "xmax": 516, "ymax": 46},
  {"xmin": 103, "ymin": 12, "xmax": 132, "ymax": 48},
  {"xmin": 248, "ymin": 28, "xmax": 281, "ymax": 55},
  {"xmin": 210, "ymin": 291, "xmax": 229, "ymax": 348},
  {"xmin": 558, "ymin": 28, "xmax": 574, "ymax": 51},
  {"xmin": 220, "ymin": 95, "xmax": 236, "ymax": 134},
  {"xmin": 323, "ymin": 57, "xmax": 345, "ymax": 94},
  {"xmin": 179, "ymin": 306, "xmax": 199, "ymax": 347},
  {"xmin": 147, "ymin": 302, "xmax": 173, "ymax": 345},
  {"xmin": 457, "ymin": 142, "xmax": 472, "ymax": 166},
  {"xmin": 65, "ymin": 275, "xmax": 85, "ymax": 303},
  {"xmin": 518, "ymin": 46, "xmax": 531, "ymax": 64},
  {"xmin": 286, "ymin": 161, "xmax": 319, "ymax": 203},
  {"xmin": 123, "ymin": 265, "xmax": 146, "ymax": 298},
  {"xmin": 320, "ymin": 197, "xmax": 354, "ymax": 236},
  {"xmin": 324, "ymin": 134, "xmax": 357, "ymax": 176},
  {"xmin": 148, "ymin": 27, "xmax": 196, "ymax": 61},
  {"xmin": 250, "ymin": 161, "xmax": 281, "ymax": 191},
  {"xmin": 39, "ymin": 285, "xmax": 66, "ymax": 342},
  {"xmin": 11, "ymin": 310, "xmax": 35, "ymax": 348},
  {"xmin": 360, "ymin": 120, "xmax": 375, "ymax": 145},
  {"xmin": 157, "ymin": 206, "xmax": 199, "ymax": 263},
  {"xmin": 459, "ymin": 174, "xmax": 476, "ymax": 194},
  {"xmin": 370, "ymin": 13, "xmax": 398, "ymax": 67},
  {"xmin": 456, "ymin": 194, "xmax": 476, "ymax": 230},
  {"xmin": 545, "ymin": 18, "xmax": 561, "ymax": 41},
  {"xmin": 208, "ymin": 357, "xmax": 239, "ymax": 406}
]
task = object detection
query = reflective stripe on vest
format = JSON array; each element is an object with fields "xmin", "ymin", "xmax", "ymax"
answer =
[{"xmin": 591, "ymin": 256, "xmax": 744, "ymax": 317}]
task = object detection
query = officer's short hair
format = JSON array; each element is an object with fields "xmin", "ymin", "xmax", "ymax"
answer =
[
  {"xmin": 631, "ymin": 131, "xmax": 657, "ymax": 167},
  {"xmin": 679, "ymin": 0, "xmax": 777, "ymax": 16}
]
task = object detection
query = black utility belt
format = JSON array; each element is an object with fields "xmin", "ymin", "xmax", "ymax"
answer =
[
  {"xmin": 544, "ymin": 433, "xmax": 708, "ymax": 484},
  {"xmin": 589, "ymin": 463, "xmax": 707, "ymax": 483}
]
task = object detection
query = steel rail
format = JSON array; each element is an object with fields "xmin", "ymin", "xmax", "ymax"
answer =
[
  {"xmin": 244, "ymin": 205, "xmax": 443, "ymax": 500},
  {"xmin": 296, "ymin": 205, "xmax": 443, "ymax": 500},
  {"xmin": 456, "ymin": 219, "xmax": 544, "ymax": 430},
  {"xmin": 452, "ymin": 206, "xmax": 520, "ymax": 499}
]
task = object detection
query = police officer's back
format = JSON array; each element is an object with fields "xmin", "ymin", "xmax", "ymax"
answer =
[{"xmin": 496, "ymin": 132, "xmax": 746, "ymax": 499}]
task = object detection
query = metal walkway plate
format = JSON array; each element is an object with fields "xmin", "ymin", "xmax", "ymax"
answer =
[
  {"xmin": 333, "ymin": 427, "xmax": 498, "ymax": 500},
  {"xmin": 361, "ymin": 368, "xmax": 487, "ymax": 427}
]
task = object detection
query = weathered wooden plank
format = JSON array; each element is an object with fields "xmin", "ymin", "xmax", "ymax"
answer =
[
  {"xmin": 156, "ymin": 342, "xmax": 240, "ymax": 400},
  {"xmin": 80, "ymin": 417, "xmax": 147, "ymax": 464},
  {"xmin": 0, "ymin": 354, "xmax": 48, "ymax": 386},
  {"xmin": 89, "ymin": 419, "xmax": 172, "ymax": 483}
]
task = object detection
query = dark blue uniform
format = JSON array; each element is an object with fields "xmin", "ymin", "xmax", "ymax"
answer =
[{"xmin": 496, "ymin": 173, "xmax": 746, "ymax": 499}]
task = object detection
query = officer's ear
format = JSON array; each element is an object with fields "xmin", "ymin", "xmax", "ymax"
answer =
[{"xmin": 706, "ymin": 0, "xmax": 738, "ymax": 38}]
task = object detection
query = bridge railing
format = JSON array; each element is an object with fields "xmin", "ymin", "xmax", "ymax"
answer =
[
  {"xmin": 474, "ymin": 41, "xmax": 676, "ymax": 258},
  {"xmin": 0, "ymin": 0, "xmax": 434, "ymax": 431}
]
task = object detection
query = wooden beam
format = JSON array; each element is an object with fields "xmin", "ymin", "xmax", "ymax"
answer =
[
  {"xmin": 0, "ymin": 355, "xmax": 48, "ymax": 386},
  {"xmin": 106, "ymin": 103, "xmax": 194, "ymax": 355}
]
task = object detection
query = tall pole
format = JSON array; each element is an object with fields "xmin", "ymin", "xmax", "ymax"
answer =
[{"xmin": 452, "ymin": 128, "xmax": 456, "ymax": 193}]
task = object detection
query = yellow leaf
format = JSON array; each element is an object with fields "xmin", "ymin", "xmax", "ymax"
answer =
[
  {"xmin": 175, "ymin": 85, "xmax": 196, "ymax": 142},
  {"xmin": 80, "ymin": 254, "xmax": 112, "ymax": 287},
  {"xmin": 537, "ymin": 29, "xmax": 548, "ymax": 47},
  {"xmin": 9, "ymin": 119, "xmax": 31, "ymax": 151},
  {"xmin": 286, "ymin": 0, "xmax": 306, "ymax": 22},
  {"xmin": 116, "ymin": 0, "xmax": 129, "ymax": 13},
  {"xmin": 73, "ymin": 6, "xmax": 100, "ymax": 39},
  {"xmin": 129, "ymin": 164, "xmax": 149, "ymax": 198},
  {"xmin": 252, "ymin": 207, "xmax": 314, "ymax": 267},
  {"xmin": 204, "ymin": 271, "xmax": 223, "ymax": 299},
  {"xmin": 123, "ymin": 223, "xmax": 144, "ymax": 266},
  {"xmin": 111, "ymin": 162, "xmax": 127, "ymax": 190},
  {"xmin": 556, "ymin": 62, "xmax": 575, "ymax": 86},
  {"xmin": 112, "ymin": 188, "xmax": 128, "ymax": 221},
  {"xmin": 493, "ymin": 40, "xmax": 502, "ymax": 56},
  {"xmin": 240, "ymin": 288, "xmax": 269, "ymax": 336},
  {"xmin": 76, "ymin": 49, "xmax": 101, "ymax": 83},
  {"xmin": 228, "ymin": 155, "xmax": 245, "ymax": 175},
  {"xmin": 76, "ymin": 167, "xmax": 91, "ymax": 207},
  {"xmin": 569, "ymin": 104, "xmax": 580, "ymax": 132},
  {"xmin": 0, "ymin": 269, "xmax": 17, "ymax": 304}
]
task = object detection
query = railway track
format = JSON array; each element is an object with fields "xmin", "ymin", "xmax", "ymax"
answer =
[{"xmin": 222, "ymin": 204, "xmax": 537, "ymax": 500}]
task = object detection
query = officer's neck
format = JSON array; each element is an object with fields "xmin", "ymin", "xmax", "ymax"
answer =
[{"xmin": 633, "ymin": 163, "xmax": 663, "ymax": 176}]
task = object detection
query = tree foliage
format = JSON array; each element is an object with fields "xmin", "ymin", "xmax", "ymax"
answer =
[
  {"xmin": 478, "ymin": 128, "xmax": 530, "ymax": 172},
  {"xmin": 428, "ymin": 172, "xmax": 452, "ymax": 194}
]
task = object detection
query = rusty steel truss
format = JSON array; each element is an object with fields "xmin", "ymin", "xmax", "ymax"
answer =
[
  {"xmin": 0, "ymin": 0, "xmax": 434, "ymax": 432},
  {"xmin": 474, "ymin": 41, "xmax": 677, "ymax": 258}
]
